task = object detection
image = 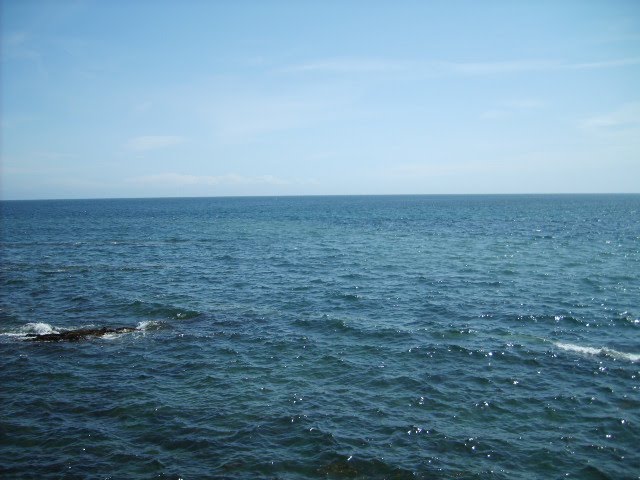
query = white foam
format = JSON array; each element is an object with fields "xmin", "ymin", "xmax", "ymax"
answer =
[
  {"xmin": 0, "ymin": 332, "xmax": 28, "ymax": 338},
  {"xmin": 21, "ymin": 323, "xmax": 58, "ymax": 335},
  {"xmin": 0, "ymin": 323, "xmax": 59, "ymax": 339},
  {"xmin": 555, "ymin": 342, "xmax": 640, "ymax": 363},
  {"xmin": 136, "ymin": 320, "xmax": 162, "ymax": 331}
]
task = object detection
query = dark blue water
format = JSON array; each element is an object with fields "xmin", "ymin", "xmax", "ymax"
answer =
[{"xmin": 1, "ymin": 195, "xmax": 639, "ymax": 479}]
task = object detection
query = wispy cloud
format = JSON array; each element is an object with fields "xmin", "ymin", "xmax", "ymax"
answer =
[
  {"xmin": 0, "ymin": 113, "xmax": 36, "ymax": 129},
  {"xmin": 504, "ymin": 99, "xmax": 546, "ymax": 109},
  {"xmin": 209, "ymin": 87, "xmax": 357, "ymax": 141},
  {"xmin": 1, "ymin": 31, "xmax": 47, "ymax": 76},
  {"xmin": 4, "ymin": 31, "xmax": 29, "ymax": 47},
  {"xmin": 281, "ymin": 58, "xmax": 409, "ymax": 74},
  {"xmin": 211, "ymin": 98, "xmax": 317, "ymax": 140},
  {"xmin": 481, "ymin": 98, "xmax": 545, "ymax": 120},
  {"xmin": 450, "ymin": 59, "xmax": 560, "ymax": 75},
  {"xmin": 383, "ymin": 161, "xmax": 510, "ymax": 177},
  {"xmin": 446, "ymin": 57, "xmax": 640, "ymax": 74},
  {"xmin": 131, "ymin": 101, "xmax": 153, "ymax": 114},
  {"xmin": 125, "ymin": 173, "xmax": 290, "ymax": 186},
  {"xmin": 581, "ymin": 102, "xmax": 640, "ymax": 132},
  {"xmin": 281, "ymin": 56, "xmax": 640, "ymax": 77},
  {"xmin": 567, "ymin": 57, "xmax": 640, "ymax": 70},
  {"xmin": 3, "ymin": 165, "xmax": 68, "ymax": 175},
  {"xmin": 31, "ymin": 151, "xmax": 78, "ymax": 161},
  {"xmin": 125, "ymin": 135, "xmax": 185, "ymax": 151},
  {"xmin": 480, "ymin": 109, "xmax": 510, "ymax": 120}
]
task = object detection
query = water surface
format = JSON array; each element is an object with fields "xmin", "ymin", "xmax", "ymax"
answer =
[{"xmin": 1, "ymin": 195, "xmax": 639, "ymax": 479}]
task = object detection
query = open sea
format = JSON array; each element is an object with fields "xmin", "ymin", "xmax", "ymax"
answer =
[{"xmin": 1, "ymin": 194, "xmax": 639, "ymax": 479}]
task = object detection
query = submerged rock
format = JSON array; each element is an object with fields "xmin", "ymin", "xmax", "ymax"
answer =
[{"xmin": 27, "ymin": 326, "xmax": 137, "ymax": 342}]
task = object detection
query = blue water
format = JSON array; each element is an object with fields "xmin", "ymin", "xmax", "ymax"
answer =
[{"xmin": 1, "ymin": 195, "xmax": 639, "ymax": 479}]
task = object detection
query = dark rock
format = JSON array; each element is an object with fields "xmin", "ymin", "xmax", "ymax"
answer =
[{"xmin": 27, "ymin": 326, "xmax": 137, "ymax": 342}]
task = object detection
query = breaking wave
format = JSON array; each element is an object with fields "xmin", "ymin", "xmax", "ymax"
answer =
[
  {"xmin": 555, "ymin": 342, "xmax": 640, "ymax": 363},
  {"xmin": 0, "ymin": 323, "xmax": 59, "ymax": 338},
  {"xmin": 1, "ymin": 320, "xmax": 164, "ymax": 340}
]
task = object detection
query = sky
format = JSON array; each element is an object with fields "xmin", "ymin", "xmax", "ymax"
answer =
[{"xmin": 1, "ymin": 0, "xmax": 639, "ymax": 199}]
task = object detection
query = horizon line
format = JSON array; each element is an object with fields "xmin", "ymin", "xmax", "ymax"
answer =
[{"xmin": 1, "ymin": 192, "xmax": 639, "ymax": 202}]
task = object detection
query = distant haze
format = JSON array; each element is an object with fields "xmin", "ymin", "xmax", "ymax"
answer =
[{"xmin": 1, "ymin": 0, "xmax": 639, "ymax": 199}]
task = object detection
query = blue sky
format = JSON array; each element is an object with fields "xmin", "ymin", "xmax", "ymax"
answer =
[{"xmin": 1, "ymin": 0, "xmax": 639, "ymax": 199}]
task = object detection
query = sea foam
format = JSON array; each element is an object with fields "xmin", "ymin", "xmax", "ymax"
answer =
[
  {"xmin": 0, "ymin": 323, "xmax": 60, "ymax": 339},
  {"xmin": 555, "ymin": 342, "xmax": 640, "ymax": 363},
  {"xmin": 136, "ymin": 320, "xmax": 162, "ymax": 331},
  {"xmin": 21, "ymin": 323, "xmax": 58, "ymax": 335}
]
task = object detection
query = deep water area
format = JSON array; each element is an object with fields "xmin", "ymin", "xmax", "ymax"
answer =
[{"xmin": 1, "ymin": 195, "xmax": 639, "ymax": 479}]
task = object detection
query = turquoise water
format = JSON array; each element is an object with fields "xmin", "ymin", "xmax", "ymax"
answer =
[{"xmin": 1, "ymin": 195, "xmax": 639, "ymax": 479}]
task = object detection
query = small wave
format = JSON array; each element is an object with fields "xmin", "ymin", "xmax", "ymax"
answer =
[
  {"xmin": 555, "ymin": 342, "xmax": 640, "ymax": 363},
  {"xmin": 331, "ymin": 291, "xmax": 362, "ymax": 301},
  {"xmin": 126, "ymin": 300, "xmax": 201, "ymax": 320},
  {"xmin": 0, "ymin": 323, "xmax": 60, "ymax": 339},
  {"xmin": 439, "ymin": 327, "xmax": 477, "ymax": 339},
  {"xmin": 21, "ymin": 323, "xmax": 59, "ymax": 335},
  {"xmin": 136, "ymin": 320, "xmax": 163, "ymax": 331},
  {"xmin": 100, "ymin": 333, "xmax": 120, "ymax": 340},
  {"xmin": 2, "ymin": 321, "xmax": 163, "ymax": 341},
  {"xmin": 317, "ymin": 454, "xmax": 415, "ymax": 478},
  {"xmin": 619, "ymin": 312, "xmax": 639, "ymax": 325}
]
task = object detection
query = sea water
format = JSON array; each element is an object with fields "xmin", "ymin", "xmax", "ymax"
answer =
[{"xmin": 1, "ymin": 195, "xmax": 638, "ymax": 479}]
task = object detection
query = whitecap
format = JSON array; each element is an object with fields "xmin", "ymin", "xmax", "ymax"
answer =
[
  {"xmin": 100, "ymin": 333, "xmax": 120, "ymax": 340},
  {"xmin": 21, "ymin": 322, "xmax": 58, "ymax": 335},
  {"xmin": 0, "ymin": 322, "xmax": 60, "ymax": 339},
  {"xmin": 555, "ymin": 342, "xmax": 640, "ymax": 363},
  {"xmin": 136, "ymin": 320, "xmax": 162, "ymax": 331}
]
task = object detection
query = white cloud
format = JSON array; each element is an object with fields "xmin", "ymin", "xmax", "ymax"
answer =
[
  {"xmin": 125, "ymin": 135, "xmax": 185, "ymax": 151},
  {"xmin": 125, "ymin": 173, "xmax": 290, "ymax": 186}
]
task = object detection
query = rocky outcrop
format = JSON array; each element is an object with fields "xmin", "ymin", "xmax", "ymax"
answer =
[{"xmin": 27, "ymin": 326, "xmax": 137, "ymax": 342}]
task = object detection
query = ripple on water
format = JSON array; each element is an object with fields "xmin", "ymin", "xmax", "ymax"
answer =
[{"xmin": 1, "ymin": 195, "xmax": 640, "ymax": 479}]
